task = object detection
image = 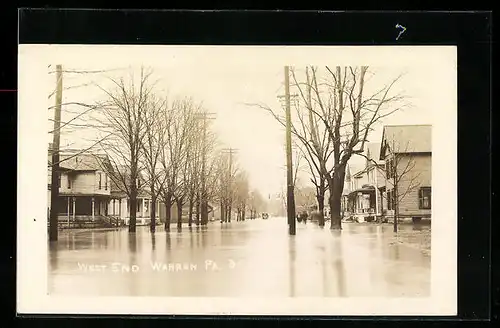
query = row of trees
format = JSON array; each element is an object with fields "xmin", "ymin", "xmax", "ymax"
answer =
[
  {"xmin": 86, "ymin": 67, "xmax": 266, "ymax": 233},
  {"xmin": 252, "ymin": 66, "xmax": 407, "ymax": 230}
]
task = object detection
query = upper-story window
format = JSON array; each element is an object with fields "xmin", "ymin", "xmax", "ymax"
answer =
[
  {"xmin": 104, "ymin": 174, "xmax": 108, "ymax": 190},
  {"xmin": 67, "ymin": 175, "xmax": 71, "ymax": 189},
  {"xmin": 386, "ymin": 158, "xmax": 394, "ymax": 179},
  {"xmin": 98, "ymin": 172, "xmax": 102, "ymax": 190}
]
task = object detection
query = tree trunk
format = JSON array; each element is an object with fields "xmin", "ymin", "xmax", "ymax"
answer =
[
  {"xmin": 228, "ymin": 203, "xmax": 232, "ymax": 222},
  {"xmin": 164, "ymin": 195, "xmax": 172, "ymax": 232},
  {"xmin": 176, "ymin": 198, "xmax": 183, "ymax": 230},
  {"xmin": 188, "ymin": 193, "xmax": 194, "ymax": 227},
  {"xmin": 201, "ymin": 199, "xmax": 209, "ymax": 225},
  {"xmin": 220, "ymin": 200, "xmax": 224, "ymax": 222},
  {"xmin": 129, "ymin": 190, "xmax": 138, "ymax": 233},
  {"xmin": 150, "ymin": 195, "xmax": 157, "ymax": 233},
  {"xmin": 195, "ymin": 192, "xmax": 201, "ymax": 225},
  {"xmin": 242, "ymin": 203, "xmax": 246, "ymax": 221},
  {"xmin": 317, "ymin": 189, "xmax": 325, "ymax": 227},
  {"xmin": 329, "ymin": 165, "xmax": 346, "ymax": 230}
]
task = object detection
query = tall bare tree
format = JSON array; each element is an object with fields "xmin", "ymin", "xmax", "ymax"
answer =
[
  {"xmin": 252, "ymin": 66, "xmax": 406, "ymax": 230},
  {"xmin": 140, "ymin": 94, "xmax": 169, "ymax": 233},
  {"xmin": 94, "ymin": 66, "xmax": 155, "ymax": 233},
  {"xmin": 159, "ymin": 97, "xmax": 200, "ymax": 231},
  {"xmin": 233, "ymin": 171, "xmax": 250, "ymax": 221}
]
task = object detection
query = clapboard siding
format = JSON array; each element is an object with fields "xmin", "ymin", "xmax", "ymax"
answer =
[{"xmin": 386, "ymin": 153, "xmax": 432, "ymax": 217}]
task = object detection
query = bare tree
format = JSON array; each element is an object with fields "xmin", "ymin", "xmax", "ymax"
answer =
[
  {"xmin": 251, "ymin": 66, "xmax": 407, "ymax": 230},
  {"xmin": 93, "ymin": 66, "xmax": 155, "ymax": 233},
  {"xmin": 140, "ymin": 94, "xmax": 169, "ymax": 233},
  {"xmin": 248, "ymin": 189, "xmax": 266, "ymax": 219},
  {"xmin": 158, "ymin": 97, "xmax": 200, "ymax": 231},
  {"xmin": 233, "ymin": 171, "xmax": 250, "ymax": 221},
  {"xmin": 185, "ymin": 121, "xmax": 204, "ymax": 227},
  {"xmin": 359, "ymin": 139, "xmax": 422, "ymax": 232}
]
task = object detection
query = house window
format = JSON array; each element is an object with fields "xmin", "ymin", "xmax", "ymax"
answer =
[
  {"xmin": 57, "ymin": 173, "xmax": 61, "ymax": 188},
  {"xmin": 386, "ymin": 159, "xmax": 393, "ymax": 179},
  {"xmin": 98, "ymin": 173, "xmax": 102, "ymax": 189},
  {"xmin": 387, "ymin": 189, "xmax": 393, "ymax": 210},
  {"xmin": 67, "ymin": 175, "xmax": 71, "ymax": 189},
  {"xmin": 419, "ymin": 187, "xmax": 432, "ymax": 209},
  {"xmin": 104, "ymin": 174, "xmax": 108, "ymax": 190}
]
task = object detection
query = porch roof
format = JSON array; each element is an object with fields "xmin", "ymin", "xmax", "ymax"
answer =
[
  {"xmin": 58, "ymin": 192, "xmax": 112, "ymax": 197},
  {"xmin": 347, "ymin": 185, "xmax": 376, "ymax": 196}
]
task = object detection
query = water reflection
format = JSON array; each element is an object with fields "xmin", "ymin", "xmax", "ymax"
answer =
[
  {"xmin": 176, "ymin": 232, "xmax": 183, "ymax": 247},
  {"xmin": 166, "ymin": 233, "xmax": 171, "ymax": 250},
  {"xmin": 128, "ymin": 233, "xmax": 137, "ymax": 253},
  {"xmin": 151, "ymin": 232, "xmax": 156, "ymax": 252},
  {"xmin": 288, "ymin": 236, "xmax": 296, "ymax": 297},
  {"xmin": 330, "ymin": 230, "xmax": 346, "ymax": 297},
  {"xmin": 412, "ymin": 224, "xmax": 423, "ymax": 231},
  {"xmin": 49, "ymin": 241, "xmax": 58, "ymax": 272},
  {"xmin": 189, "ymin": 229, "xmax": 194, "ymax": 249},
  {"xmin": 48, "ymin": 222, "xmax": 431, "ymax": 297},
  {"xmin": 201, "ymin": 229, "xmax": 207, "ymax": 248}
]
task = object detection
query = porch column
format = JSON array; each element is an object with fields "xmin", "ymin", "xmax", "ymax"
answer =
[
  {"xmin": 142, "ymin": 198, "xmax": 146, "ymax": 218},
  {"xmin": 72, "ymin": 197, "xmax": 76, "ymax": 220},
  {"xmin": 66, "ymin": 196, "xmax": 70, "ymax": 226},
  {"xmin": 91, "ymin": 197, "xmax": 95, "ymax": 221}
]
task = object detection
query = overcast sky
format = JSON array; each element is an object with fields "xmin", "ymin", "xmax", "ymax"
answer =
[{"xmin": 42, "ymin": 46, "xmax": 450, "ymax": 200}]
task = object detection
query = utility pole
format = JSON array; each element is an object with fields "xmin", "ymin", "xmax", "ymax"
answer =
[
  {"xmin": 194, "ymin": 111, "xmax": 216, "ymax": 226},
  {"xmin": 49, "ymin": 64, "xmax": 63, "ymax": 242},
  {"xmin": 284, "ymin": 66, "xmax": 296, "ymax": 236},
  {"xmin": 222, "ymin": 147, "xmax": 238, "ymax": 223}
]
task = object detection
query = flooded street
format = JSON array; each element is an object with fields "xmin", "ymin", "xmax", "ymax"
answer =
[{"xmin": 48, "ymin": 218, "xmax": 431, "ymax": 297}]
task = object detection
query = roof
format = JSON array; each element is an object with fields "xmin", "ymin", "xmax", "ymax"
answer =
[
  {"xmin": 364, "ymin": 142, "xmax": 384, "ymax": 165},
  {"xmin": 48, "ymin": 151, "xmax": 111, "ymax": 172},
  {"xmin": 380, "ymin": 125, "xmax": 432, "ymax": 159}
]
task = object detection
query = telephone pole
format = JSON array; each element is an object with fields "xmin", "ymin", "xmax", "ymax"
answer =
[
  {"xmin": 284, "ymin": 66, "xmax": 296, "ymax": 236},
  {"xmin": 222, "ymin": 147, "xmax": 238, "ymax": 223},
  {"xmin": 194, "ymin": 111, "xmax": 216, "ymax": 225},
  {"xmin": 49, "ymin": 64, "xmax": 63, "ymax": 242}
]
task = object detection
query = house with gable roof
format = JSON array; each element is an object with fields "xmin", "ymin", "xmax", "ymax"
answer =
[
  {"xmin": 342, "ymin": 143, "xmax": 386, "ymax": 222},
  {"xmin": 48, "ymin": 144, "xmax": 160, "ymax": 227},
  {"xmin": 379, "ymin": 124, "xmax": 432, "ymax": 222},
  {"xmin": 48, "ymin": 145, "xmax": 115, "ymax": 227}
]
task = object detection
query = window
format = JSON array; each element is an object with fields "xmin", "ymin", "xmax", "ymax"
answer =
[
  {"xmin": 387, "ymin": 189, "xmax": 395, "ymax": 210},
  {"xmin": 57, "ymin": 173, "xmax": 61, "ymax": 188},
  {"xmin": 67, "ymin": 175, "xmax": 71, "ymax": 189},
  {"xmin": 386, "ymin": 159, "xmax": 393, "ymax": 179},
  {"xmin": 419, "ymin": 187, "xmax": 431, "ymax": 209},
  {"xmin": 104, "ymin": 174, "xmax": 108, "ymax": 190},
  {"xmin": 98, "ymin": 173, "xmax": 102, "ymax": 189}
]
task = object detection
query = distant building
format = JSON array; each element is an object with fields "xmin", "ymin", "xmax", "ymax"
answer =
[{"xmin": 380, "ymin": 124, "xmax": 432, "ymax": 222}]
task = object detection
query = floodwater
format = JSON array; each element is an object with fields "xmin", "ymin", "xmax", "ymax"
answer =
[{"xmin": 48, "ymin": 218, "xmax": 431, "ymax": 297}]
